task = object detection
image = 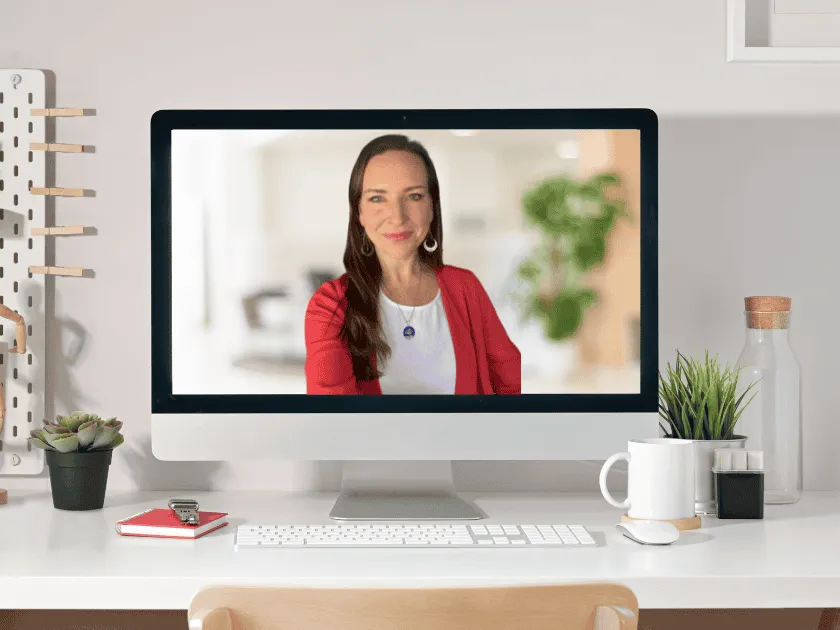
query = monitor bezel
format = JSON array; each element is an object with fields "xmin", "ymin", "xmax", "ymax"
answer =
[{"xmin": 151, "ymin": 108, "xmax": 658, "ymax": 414}]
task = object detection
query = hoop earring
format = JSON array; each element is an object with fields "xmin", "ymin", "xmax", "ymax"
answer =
[
  {"xmin": 361, "ymin": 233, "xmax": 375, "ymax": 256},
  {"xmin": 422, "ymin": 235, "xmax": 438, "ymax": 253}
]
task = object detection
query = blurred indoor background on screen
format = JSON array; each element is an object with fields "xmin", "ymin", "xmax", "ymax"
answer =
[{"xmin": 171, "ymin": 129, "xmax": 641, "ymax": 395}]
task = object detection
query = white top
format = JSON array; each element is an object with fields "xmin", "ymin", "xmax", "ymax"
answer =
[
  {"xmin": 377, "ymin": 291, "xmax": 456, "ymax": 394},
  {"xmin": 2, "ymin": 489, "xmax": 840, "ymax": 610}
]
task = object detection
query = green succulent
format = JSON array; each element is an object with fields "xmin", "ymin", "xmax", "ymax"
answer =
[
  {"xmin": 659, "ymin": 351, "xmax": 760, "ymax": 441},
  {"xmin": 27, "ymin": 412, "xmax": 124, "ymax": 453}
]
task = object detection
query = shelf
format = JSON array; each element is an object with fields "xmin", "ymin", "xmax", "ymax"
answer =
[{"xmin": 727, "ymin": 0, "xmax": 840, "ymax": 63}]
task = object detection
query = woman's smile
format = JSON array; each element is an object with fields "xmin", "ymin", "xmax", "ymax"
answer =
[{"xmin": 383, "ymin": 231, "xmax": 413, "ymax": 241}]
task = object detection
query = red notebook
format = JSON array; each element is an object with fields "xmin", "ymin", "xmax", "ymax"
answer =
[{"xmin": 115, "ymin": 508, "xmax": 228, "ymax": 539}]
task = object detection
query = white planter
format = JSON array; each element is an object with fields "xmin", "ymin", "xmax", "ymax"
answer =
[
  {"xmin": 542, "ymin": 340, "xmax": 578, "ymax": 381},
  {"xmin": 508, "ymin": 313, "xmax": 578, "ymax": 385},
  {"xmin": 692, "ymin": 436, "xmax": 748, "ymax": 515}
]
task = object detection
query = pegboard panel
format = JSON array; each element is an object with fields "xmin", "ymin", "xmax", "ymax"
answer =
[{"xmin": 0, "ymin": 70, "xmax": 46, "ymax": 475}]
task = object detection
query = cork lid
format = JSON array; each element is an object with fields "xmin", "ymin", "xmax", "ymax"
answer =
[{"xmin": 745, "ymin": 296, "xmax": 791, "ymax": 312}]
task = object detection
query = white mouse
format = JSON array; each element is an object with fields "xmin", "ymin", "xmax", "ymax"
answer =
[{"xmin": 616, "ymin": 520, "xmax": 679, "ymax": 545}]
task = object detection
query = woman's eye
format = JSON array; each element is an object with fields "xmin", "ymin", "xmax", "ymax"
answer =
[
  {"xmin": 368, "ymin": 195, "xmax": 383, "ymax": 203},
  {"xmin": 409, "ymin": 193, "xmax": 424, "ymax": 201}
]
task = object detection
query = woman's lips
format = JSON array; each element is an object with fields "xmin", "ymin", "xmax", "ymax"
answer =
[{"xmin": 383, "ymin": 232, "xmax": 412, "ymax": 241}]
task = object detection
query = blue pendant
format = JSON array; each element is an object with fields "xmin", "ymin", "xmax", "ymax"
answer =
[{"xmin": 403, "ymin": 325, "xmax": 416, "ymax": 340}]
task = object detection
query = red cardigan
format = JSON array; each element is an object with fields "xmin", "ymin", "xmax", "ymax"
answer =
[{"xmin": 304, "ymin": 265, "xmax": 521, "ymax": 395}]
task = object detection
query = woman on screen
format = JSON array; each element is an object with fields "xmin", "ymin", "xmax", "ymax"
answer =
[{"xmin": 305, "ymin": 134, "xmax": 520, "ymax": 395}]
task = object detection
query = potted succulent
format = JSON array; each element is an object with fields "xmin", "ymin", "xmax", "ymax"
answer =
[
  {"xmin": 512, "ymin": 172, "xmax": 629, "ymax": 377},
  {"xmin": 28, "ymin": 412, "xmax": 124, "ymax": 511},
  {"xmin": 659, "ymin": 350, "xmax": 759, "ymax": 515}
]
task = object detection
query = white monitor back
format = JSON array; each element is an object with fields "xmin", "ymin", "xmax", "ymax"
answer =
[{"xmin": 151, "ymin": 412, "xmax": 658, "ymax": 461}]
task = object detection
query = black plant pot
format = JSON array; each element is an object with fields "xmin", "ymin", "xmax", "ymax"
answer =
[{"xmin": 46, "ymin": 449, "xmax": 112, "ymax": 511}]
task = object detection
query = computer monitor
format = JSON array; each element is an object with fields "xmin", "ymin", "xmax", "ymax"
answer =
[{"xmin": 151, "ymin": 109, "xmax": 659, "ymax": 519}]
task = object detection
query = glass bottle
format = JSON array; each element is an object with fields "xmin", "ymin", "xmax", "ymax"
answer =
[{"xmin": 735, "ymin": 296, "xmax": 802, "ymax": 504}]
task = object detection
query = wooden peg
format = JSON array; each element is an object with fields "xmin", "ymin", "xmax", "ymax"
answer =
[
  {"xmin": 30, "ymin": 108, "xmax": 86, "ymax": 117},
  {"xmin": 31, "ymin": 226, "xmax": 86, "ymax": 236},
  {"xmin": 0, "ymin": 489, "xmax": 7, "ymax": 506},
  {"xmin": 29, "ymin": 266, "xmax": 85, "ymax": 277},
  {"xmin": 54, "ymin": 187, "xmax": 85, "ymax": 196},
  {"xmin": 52, "ymin": 143, "xmax": 85, "ymax": 153},
  {"xmin": 30, "ymin": 143, "xmax": 86, "ymax": 153},
  {"xmin": 30, "ymin": 187, "xmax": 85, "ymax": 197},
  {"xmin": 51, "ymin": 187, "xmax": 85, "ymax": 196}
]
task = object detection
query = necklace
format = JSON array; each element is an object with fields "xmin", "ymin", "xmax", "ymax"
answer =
[
  {"xmin": 384, "ymin": 271, "xmax": 424, "ymax": 340},
  {"xmin": 397, "ymin": 304, "xmax": 417, "ymax": 340}
]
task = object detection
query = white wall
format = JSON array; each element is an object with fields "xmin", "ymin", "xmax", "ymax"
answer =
[{"xmin": 2, "ymin": 0, "xmax": 840, "ymax": 492}]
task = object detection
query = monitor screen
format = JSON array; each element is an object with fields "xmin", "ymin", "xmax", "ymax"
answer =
[{"xmin": 152, "ymin": 110, "xmax": 657, "ymax": 414}]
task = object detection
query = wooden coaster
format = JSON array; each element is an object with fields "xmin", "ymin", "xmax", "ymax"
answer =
[
  {"xmin": 0, "ymin": 489, "xmax": 7, "ymax": 506},
  {"xmin": 621, "ymin": 513, "xmax": 701, "ymax": 531}
]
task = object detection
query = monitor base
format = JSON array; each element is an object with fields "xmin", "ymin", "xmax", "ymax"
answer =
[
  {"xmin": 330, "ymin": 490, "xmax": 484, "ymax": 521},
  {"xmin": 329, "ymin": 461, "xmax": 485, "ymax": 521}
]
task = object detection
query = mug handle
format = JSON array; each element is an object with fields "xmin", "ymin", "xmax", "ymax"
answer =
[{"xmin": 599, "ymin": 452, "xmax": 631, "ymax": 509}]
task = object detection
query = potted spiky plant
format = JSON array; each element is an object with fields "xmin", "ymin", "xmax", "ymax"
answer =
[
  {"xmin": 28, "ymin": 412, "xmax": 124, "ymax": 511},
  {"xmin": 659, "ymin": 351, "xmax": 759, "ymax": 515}
]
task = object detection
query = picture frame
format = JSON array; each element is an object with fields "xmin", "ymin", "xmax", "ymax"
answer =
[{"xmin": 727, "ymin": 0, "xmax": 840, "ymax": 62}]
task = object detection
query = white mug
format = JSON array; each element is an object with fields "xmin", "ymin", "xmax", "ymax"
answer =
[{"xmin": 599, "ymin": 438, "xmax": 695, "ymax": 521}]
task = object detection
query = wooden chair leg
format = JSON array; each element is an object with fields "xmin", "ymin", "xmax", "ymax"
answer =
[
  {"xmin": 594, "ymin": 606, "xmax": 637, "ymax": 629},
  {"xmin": 189, "ymin": 607, "xmax": 233, "ymax": 630},
  {"xmin": 819, "ymin": 609, "xmax": 840, "ymax": 630}
]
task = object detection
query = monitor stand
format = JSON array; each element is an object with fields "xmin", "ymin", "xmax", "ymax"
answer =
[{"xmin": 329, "ymin": 461, "xmax": 486, "ymax": 521}]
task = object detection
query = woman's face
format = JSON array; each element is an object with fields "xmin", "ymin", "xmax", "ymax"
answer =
[{"xmin": 358, "ymin": 150, "xmax": 433, "ymax": 262}]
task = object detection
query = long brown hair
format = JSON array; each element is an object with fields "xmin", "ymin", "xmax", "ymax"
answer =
[{"xmin": 341, "ymin": 134, "xmax": 444, "ymax": 383}]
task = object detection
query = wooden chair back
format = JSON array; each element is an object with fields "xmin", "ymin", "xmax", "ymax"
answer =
[{"xmin": 188, "ymin": 583, "xmax": 638, "ymax": 630}]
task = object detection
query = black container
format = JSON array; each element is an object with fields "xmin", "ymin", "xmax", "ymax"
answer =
[
  {"xmin": 46, "ymin": 449, "xmax": 112, "ymax": 511},
  {"xmin": 714, "ymin": 470, "xmax": 764, "ymax": 519}
]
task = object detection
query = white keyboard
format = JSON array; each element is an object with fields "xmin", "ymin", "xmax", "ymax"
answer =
[{"xmin": 235, "ymin": 523, "xmax": 597, "ymax": 548}]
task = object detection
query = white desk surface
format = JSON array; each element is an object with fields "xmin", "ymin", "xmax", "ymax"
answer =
[{"xmin": 2, "ymin": 489, "xmax": 839, "ymax": 611}]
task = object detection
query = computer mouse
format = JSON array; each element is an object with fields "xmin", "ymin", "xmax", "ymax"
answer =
[{"xmin": 615, "ymin": 520, "xmax": 679, "ymax": 545}]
